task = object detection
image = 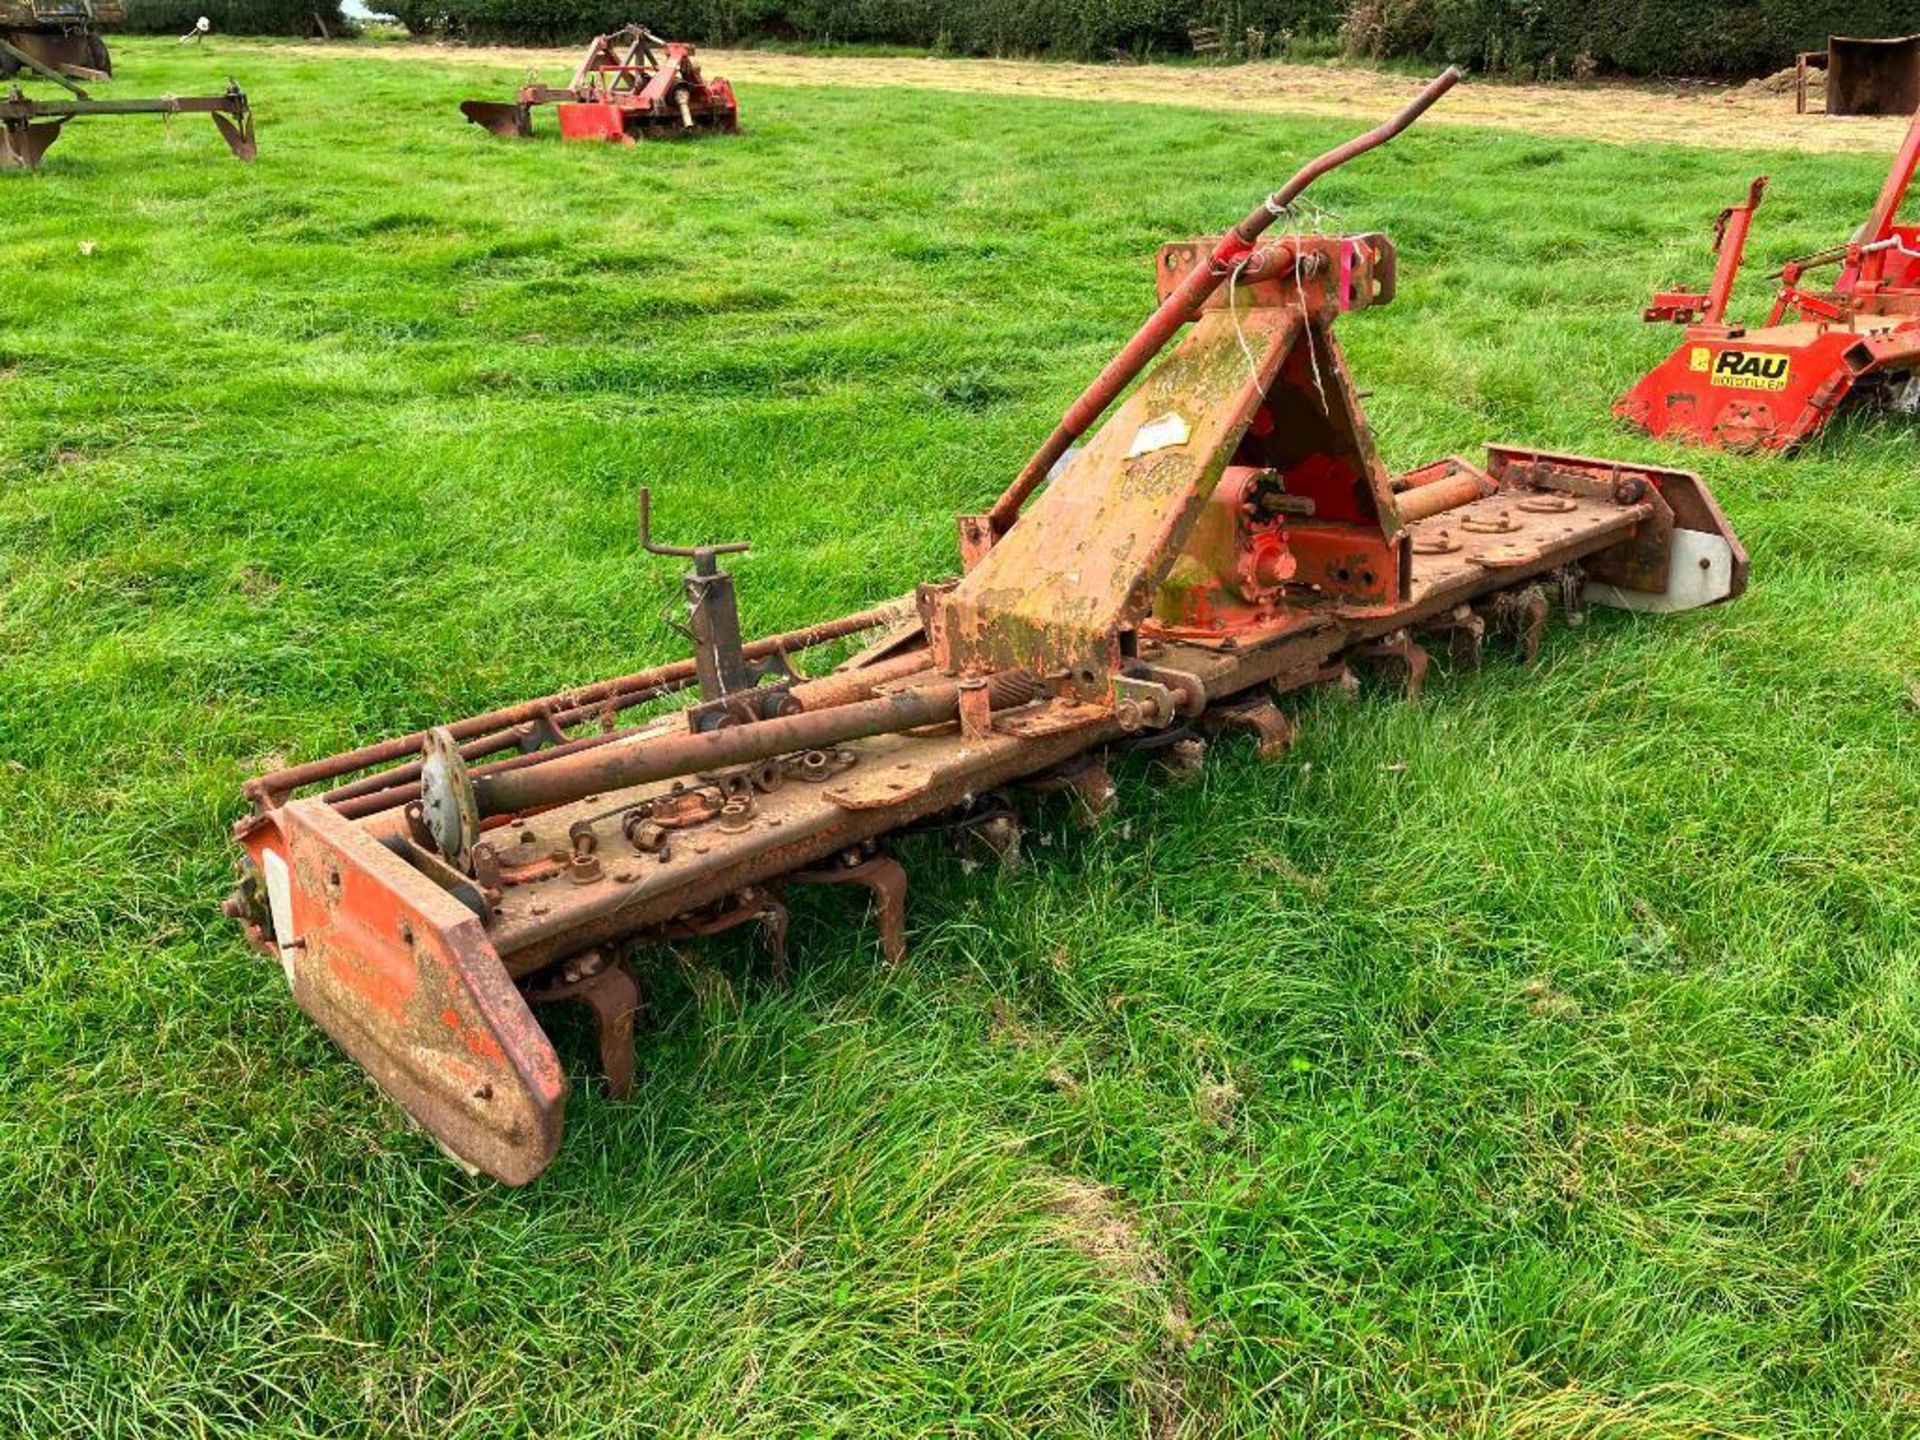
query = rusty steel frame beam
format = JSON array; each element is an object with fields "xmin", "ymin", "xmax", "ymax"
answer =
[{"xmin": 245, "ymin": 599, "xmax": 913, "ymax": 810}]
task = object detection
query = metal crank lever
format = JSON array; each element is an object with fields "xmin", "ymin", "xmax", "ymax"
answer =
[{"xmin": 639, "ymin": 488, "xmax": 799, "ymax": 729}]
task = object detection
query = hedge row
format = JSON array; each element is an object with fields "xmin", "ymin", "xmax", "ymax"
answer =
[
  {"xmin": 120, "ymin": 0, "xmax": 1920, "ymax": 77},
  {"xmin": 386, "ymin": 0, "xmax": 1342, "ymax": 57},
  {"xmin": 119, "ymin": 0, "xmax": 345, "ymax": 35},
  {"xmin": 1341, "ymin": 0, "xmax": 1920, "ymax": 80}
]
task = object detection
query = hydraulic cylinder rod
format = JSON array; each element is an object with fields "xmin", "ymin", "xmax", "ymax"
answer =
[{"xmin": 984, "ymin": 66, "xmax": 1461, "ymax": 538}]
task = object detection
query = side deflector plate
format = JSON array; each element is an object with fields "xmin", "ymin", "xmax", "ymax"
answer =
[
  {"xmin": 1585, "ymin": 527, "xmax": 1739, "ymax": 612},
  {"xmin": 259, "ymin": 800, "xmax": 565, "ymax": 1184},
  {"xmin": 1485, "ymin": 446, "xmax": 1749, "ymax": 611}
]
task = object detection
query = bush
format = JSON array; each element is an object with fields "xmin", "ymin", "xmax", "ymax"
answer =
[
  {"xmin": 344, "ymin": 0, "xmax": 1920, "ymax": 76},
  {"xmin": 388, "ymin": 0, "xmax": 1344, "ymax": 57},
  {"xmin": 120, "ymin": 0, "xmax": 347, "ymax": 35},
  {"xmin": 1341, "ymin": 0, "xmax": 1920, "ymax": 79}
]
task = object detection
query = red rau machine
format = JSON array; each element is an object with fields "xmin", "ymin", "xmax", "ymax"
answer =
[
  {"xmin": 461, "ymin": 25, "xmax": 737, "ymax": 143},
  {"xmin": 229, "ymin": 73, "xmax": 1747, "ymax": 1183},
  {"xmin": 1616, "ymin": 103, "xmax": 1920, "ymax": 451}
]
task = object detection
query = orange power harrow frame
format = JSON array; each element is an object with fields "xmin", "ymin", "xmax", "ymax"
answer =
[{"xmin": 230, "ymin": 77, "xmax": 1748, "ymax": 1184}]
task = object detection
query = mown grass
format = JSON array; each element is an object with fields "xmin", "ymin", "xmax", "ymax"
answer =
[{"xmin": 3, "ymin": 36, "xmax": 1919, "ymax": 1439}]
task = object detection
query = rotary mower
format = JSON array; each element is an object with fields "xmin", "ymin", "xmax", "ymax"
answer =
[
  {"xmin": 1616, "ymin": 101, "xmax": 1920, "ymax": 451},
  {"xmin": 460, "ymin": 24, "xmax": 737, "ymax": 143},
  {"xmin": 0, "ymin": 0, "xmax": 253, "ymax": 170},
  {"xmin": 229, "ymin": 71, "xmax": 1748, "ymax": 1184}
]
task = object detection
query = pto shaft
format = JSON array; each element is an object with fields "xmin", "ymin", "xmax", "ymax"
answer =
[{"xmin": 470, "ymin": 671, "xmax": 1039, "ymax": 818}]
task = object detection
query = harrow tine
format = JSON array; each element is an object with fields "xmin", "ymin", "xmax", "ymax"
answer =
[
  {"xmin": 759, "ymin": 898, "xmax": 791, "ymax": 988},
  {"xmin": 1354, "ymin": 630, "xmax": 1432, "ymax": 701},
  {"xmin": 790, "ymin": 851, "xmax": 910, "ymax": 968},
  {"xmin": 972, "ymin": 812, "xmax": 1024, "ymax": 872},
  {"xmin": 1204, "ymin": 696, "xmax": 1296, "ymax": 760},
  {"xmin": 1023, "ymin": 756, "xmax": 1118, "ymax": 825},
  {"xmin": 657, "ymin": 887, "xmax": 793, "ymax": 987},
  {"xmin": 1490, "ymin": 585, "xmax": 1552, "ymax": 664},
  {"xmin": 1155, "ymin": 735, "xmax": 1209, "ymax": 781},
  {"xmin": 1419, "ymin": 605, "xmax": 1486, "ymax": 671},
  {"xmin": 526, "ymin": 956, "xmax": 641, "ymax": 1099}
]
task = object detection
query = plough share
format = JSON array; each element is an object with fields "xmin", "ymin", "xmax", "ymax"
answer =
[{"xmin": 229, "ymin": 72, "xmax": 1747, "ymax": 1183}]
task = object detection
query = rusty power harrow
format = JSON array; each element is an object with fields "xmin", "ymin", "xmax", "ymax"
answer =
[
  {"xmin": 460, "ymin": 24, "xmax": 737, "ymax": 144},
  {"xmin": 1617, "ymin": 100, "xmax": 1920, "ymax": 451},
  {"xmin": 0, "ymin": 7, "xmax": 253, "ymax": 171},
  {"xmin": 229, "ymin": 71, "xmax": 1748, "ymax": 1184}
]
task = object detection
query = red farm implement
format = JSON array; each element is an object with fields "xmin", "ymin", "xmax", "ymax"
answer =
[
  {"xmin": 1616, "ymin": 103, "xmax": 1920, "ymax": 452},
  {"xmin": 229, "ymin": 72, "xmax": 1747, "ymax": 1184},
  {"xmin": 460, "ymin": 25, "xmax": 737, "ymax": 143}
]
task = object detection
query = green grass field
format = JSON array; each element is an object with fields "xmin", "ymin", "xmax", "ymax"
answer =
[{"xmin": 4, "ymin": 36, "xmax": 1919, "ymax": 1439}]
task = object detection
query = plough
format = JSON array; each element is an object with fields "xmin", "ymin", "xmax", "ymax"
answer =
[
  {"xmin": 460, "ymin": 24, "xmax": 737, "ymax": 143},
  {"xmin": 229, "ymin": 71, "xmax": 1747, "ymax": 1184},
  {"xmin": 0, "ymin": 3, "xmax": 253, "ymax": 170},
  {"xmin": 1616, "ymin": 101, "xmax": 1920, "ymax": 451}
]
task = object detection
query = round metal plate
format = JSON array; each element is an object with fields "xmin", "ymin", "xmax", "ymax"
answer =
[
  {"xmin": 1411, "ymin": 528, "xmax": 1461, "ymax": 554},
  {"xmin": 419, "ymin": 727, "xmax": 481, "ymax": 869}
]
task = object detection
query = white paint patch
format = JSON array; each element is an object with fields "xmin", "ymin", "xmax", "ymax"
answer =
[
  {"xmin": 261, "ymin": 847, "xmax": 299, "ymax": 987},
  {"xmin": 1127, "ymin": 412, "xmax": 1190, "ymax": 458},
  {"xmin": 1585, "ymin": 528, "xmax": 1737, "ymax": 613}
]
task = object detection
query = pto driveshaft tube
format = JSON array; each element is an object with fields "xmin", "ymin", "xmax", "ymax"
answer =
[{"xmin": 470, "ymin": 671, "xmax": 1040, "ymax": 818}]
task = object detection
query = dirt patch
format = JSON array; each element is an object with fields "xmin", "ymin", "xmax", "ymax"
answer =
[
  {"xmin": 317, "ymin": 41, "xmax": 1910, "ymax": 155},
  {"xmin": 1196, "ymin": 1076, "xmax": 1241, "ymax": 1128},
  {"xmin": 1045, "ymin": 1175, "xmax": 1199, "ymax": 1435},
  {"xmin": 987, "ymin": 995, "xmax": 1039, "ymax": 1047},
  {"xmin": 1741, "ymin": 63, "xmax": 1823, "ymax": 103},
  {"xmin": 1048, "ymin": 1175, "xmax": 1166, "ymax": 1286}
]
